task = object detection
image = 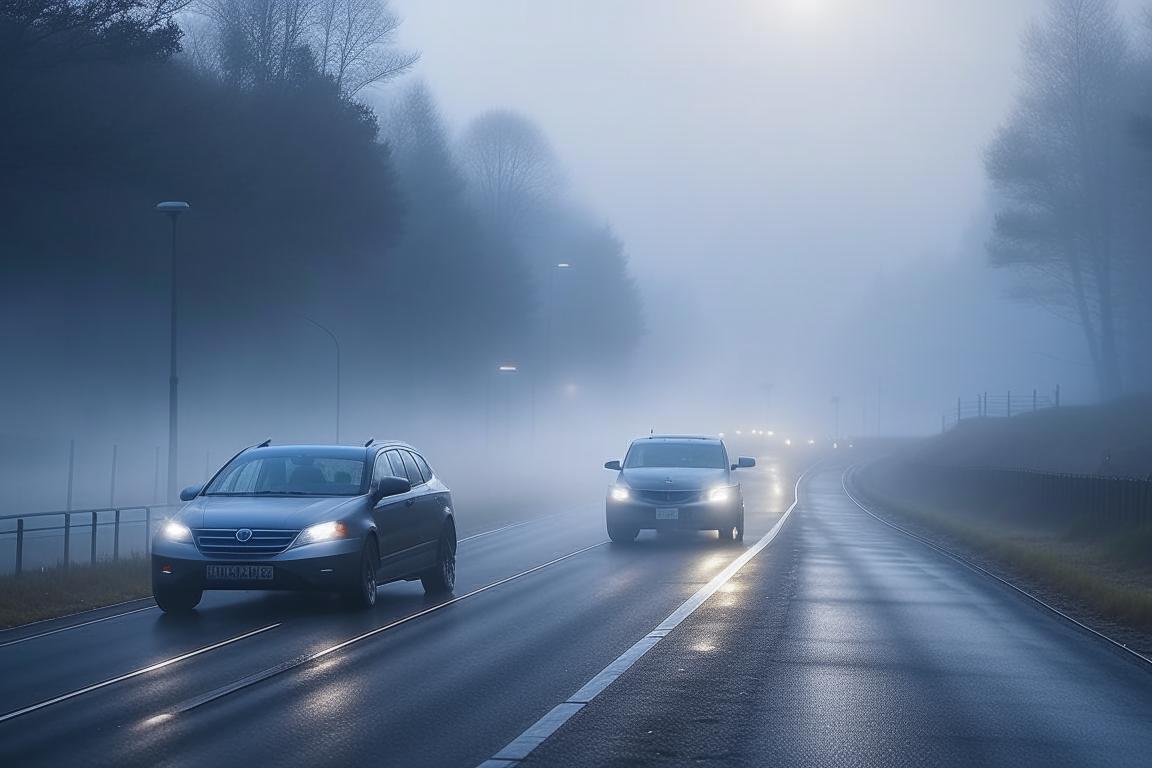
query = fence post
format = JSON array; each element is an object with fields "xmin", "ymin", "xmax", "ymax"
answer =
[
  {"xmin": 110, "ymin": 444, "xmax": 118, "ymax": 508},
  {"xmin": 63, "ymin": 513, "xmax": 71, "ymax": 569},
  {"xmin": 983, "ymin": 392, "xmax": 988, "ymax": 417},
  {"xmin": 90, "ymin": 510, "xmax": 98, "ymax": 564},
  {"xmin": 66, "ymin": 439, "xmax": 75, "ymax": 512},
  {"xmin": 15, "ymin": 519, "xmax": 24, "ymax": 577},
  {"xmin": 114, "ymin": 509, "xmax": 121, "ymax": 560},
  {"xmin": 145, "ymin": 507, "xmax": 152, "ymax": 557}
]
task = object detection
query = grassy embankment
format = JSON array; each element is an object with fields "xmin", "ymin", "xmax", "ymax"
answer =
[
  {"xmin": 0, "ymin": 558, "xmax": 151, "ymax": 629},
  {"xmin": 857, "ymin": 442, "xmax": 1152, "ymax": 635}
]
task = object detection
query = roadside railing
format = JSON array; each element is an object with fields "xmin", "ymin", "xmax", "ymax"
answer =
[
  {"xmin": 0, "ymin": 504, "xmax": 179, "ymax": 576},
  {"xmin": 906, "ymin": 463, "xmax": 1152, "ymax": 532},
  {"xmin": 941, "ymin": 386, "xmax": 1062, "ymax": 432}
]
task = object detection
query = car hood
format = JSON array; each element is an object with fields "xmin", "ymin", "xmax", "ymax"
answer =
[
  {"xmin": 175, "ymin": 495, "xmax": 362, "ymax": 529},
  {"xmin": 618, "ymin": 467, "xmax": 730, "ymax": 490}
]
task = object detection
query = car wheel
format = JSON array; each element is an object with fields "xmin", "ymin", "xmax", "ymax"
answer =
[
  {"xmin": 343, "ymin": 537, "xmax": 380, "ymax": 610},
  {"xmin": 153, "ymin": 582, "xmax": 203, "ymax": 613},
  {"xmin": 717, "ymin": 525, "xmax": 735, "ymax": 542},
  {"xmin": 421, "ymin": 524, "xmax": 457, "ymax": 595},
  {"xmin": 607, "ymin": 523, "xmax": 639, "ymax": 544}
]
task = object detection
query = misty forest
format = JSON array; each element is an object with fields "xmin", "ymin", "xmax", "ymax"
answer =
[{"xmin": 4, "ymin": 0, "xmax": 1152, "ymax": 510}]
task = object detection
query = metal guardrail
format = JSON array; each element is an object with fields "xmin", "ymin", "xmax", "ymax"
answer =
[
  {"xmin": 0, "ymin": 504, "xmax": 179, "ymax": 576},
  {"xmin": 908, "ymin": 464, "xmax": 1152, "ymax": 530}
]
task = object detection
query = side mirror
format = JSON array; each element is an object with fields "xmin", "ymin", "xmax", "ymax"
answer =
[
  {"xmin": 179, "ymin": 484, "xmax": 204, "ymax": 502},
  {"xmin": 372, "ymin": 475, "xmax": 411, "ymax": 502},
  {"xmin": 604, "ymin": 460, "xmax": 622, "ymax": 471},
  {"xmin": 731, "ymin": 457, "xmax": 756, "ymax": 470}
]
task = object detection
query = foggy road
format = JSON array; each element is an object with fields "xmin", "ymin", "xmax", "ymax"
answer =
[
  {"xmin": 0, "ymin": 460, "xmax": 794, "ymax": 767},
  {"xmin": 3, "ymin": 457, "xmax": 1149, "ymax": 767},
  {"xmin": 525, "ymin": 464, "xmax": 1152, "ymax": 768}
]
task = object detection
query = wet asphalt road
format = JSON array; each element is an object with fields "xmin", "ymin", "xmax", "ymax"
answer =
[
  {"xmin": 527, "ymin": 465, "xmax": 1152, "ymax": 768},
  {"xmin": 3, "ymin": 458, "xmax": 1150, "ymax": 767},
  {"xmin": 0, "ymin": 459, "xmax": 794, "ymax": 767}
]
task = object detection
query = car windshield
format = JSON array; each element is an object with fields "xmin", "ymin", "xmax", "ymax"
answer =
[
  {"xmin": 623, "ymin": 442, "xmax": 727, "ymax": 470},
  {"xmin": 205, "ymin": 453, "xmax": 366, "ymax": 497}
]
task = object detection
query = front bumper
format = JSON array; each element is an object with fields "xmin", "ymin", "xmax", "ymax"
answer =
[
  {"xmin": 606, "ymin": 496, "xmax": 741, "ymax": 531},
  {"xmin": 151, "ymin": 537, "xmax": 363, "ymax": 591}
]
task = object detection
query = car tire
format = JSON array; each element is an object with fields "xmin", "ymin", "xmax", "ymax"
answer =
[
  {"xmin": 153, "ymin": 582, "xmax": 203, "ymax": 613},
  {"xmin": 717, "ymin": 525, "xmax": 735, "ymax": 542},
  {"xmin": 607, "ymin": 523, "xmax": 639, "ymax": 544},
  {"xmin": 421, "ymin": 524, "xmax": 457, "ymax": 595},
  {"xmin": 343, "ymin": 537, "xmax": 380, "ymax": 610}
]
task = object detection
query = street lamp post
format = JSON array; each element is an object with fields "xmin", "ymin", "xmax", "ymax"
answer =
[
  {"xmin": 155, "ymin": 201, "xmax": 189, "ymax": 502},
  {"xmin": 305, "ymin": 317, "xmax": 342, "ymax": 443},
  {"xmin": 486, "ymin": 364, "xmax": 519, "ymax": 452}
]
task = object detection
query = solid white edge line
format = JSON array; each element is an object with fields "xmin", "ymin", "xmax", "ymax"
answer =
[
  {"xmin": 160, "ymin": 540, "xmax": 609, "ymax": 716},
  {"xmin": 478, "ymin": 468, "xmax": 811, "ymax": 767},
  {"xmin": 0, "ymin": 596, "xmax": 155, "ymax": 637},
  {"xmin": 0, "ymin": 606, "xmax": 156, "ymax": 649},
  {"xmin": 0, "ymin": 622, "xmax": 281, "ymax": 724},
  {"xmin": 840, "ymin": 465, "xmax": 1152, "ymax": 668}
]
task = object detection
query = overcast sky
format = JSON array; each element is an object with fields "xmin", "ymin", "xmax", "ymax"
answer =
[{"xmin": 388, "ymin": 1, "xmax": 1144, "ymax": 433}]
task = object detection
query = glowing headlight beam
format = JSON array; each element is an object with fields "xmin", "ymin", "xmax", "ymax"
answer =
[
  {"xmin": 163, "ymin": 522, "xmax": 192, "ymax": 542},
  {"xmin": 610, "ymin": 486, "xmax": 630, "ymax": 501}
]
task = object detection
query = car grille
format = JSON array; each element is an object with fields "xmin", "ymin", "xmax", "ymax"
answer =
[
  {"xmin": 633, "ymin": 489, "xmax": 702, "ymax": 505},
  {"xmin": 192, "ymin": 528, "xmax": 299, "ymax": 557}
]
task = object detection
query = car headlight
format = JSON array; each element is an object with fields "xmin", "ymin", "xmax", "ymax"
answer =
[
  {"xmin": 163, "ymin": 521, "xmax": 192, "ymax": 542},
  {"xmin": 708, "ymin": 487, "xmax": 732, "ymax": 503},
  {"xmin": 610, "ymin": 486, "xmax": 630, "ymax": 501},
  {"xmin": 293, "ymin": 521, "xmax": 348, "ymax": 547}
]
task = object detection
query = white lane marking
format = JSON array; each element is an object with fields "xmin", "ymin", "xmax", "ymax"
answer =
[
  {"xmin": 0, "ymin": 596, "xmax": 154, "ymax": 637},
  {"xmin": 477, "ymin": 469, "xmax": 810, "ymax": 767},
  {"xmin": 0, "ymin": 518, "xmax": 554, "ymax": 648},
  {"xmin": 0, "ymin": 623, "xmax": 281, "ymax": 724},
  {"xmin": 0, "ymin": 606, "xmax": 157, "ymax": 649},
  {"xmin": 158, "ymin": 541, "xmax": 609, "ymax": 717},
  {"xmin": 840, "ymin": 466, "xmax": 1152, "ymax": 668}
]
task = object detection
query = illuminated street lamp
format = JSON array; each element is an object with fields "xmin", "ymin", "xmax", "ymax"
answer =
[
  {"xmin": 155, "ymin": 200, "xmax": 189, "ymax": 502},
  {"xmin": 487, "ymin": 363, "xmax": 520, "ymax": 451}
]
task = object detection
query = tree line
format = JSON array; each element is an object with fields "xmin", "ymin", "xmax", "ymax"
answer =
[
  {"xmin": 0, "ymin": 0, "xmax": 644, "ymax": 440},
  {"xmin": 987, "ymin": 0, "xmax": 1152, "ymax": 399}
]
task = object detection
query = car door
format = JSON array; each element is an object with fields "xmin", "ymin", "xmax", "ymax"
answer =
[
  {"xmin": 410, "ymin": 451, "xmax": 448, "ymax": 554},
  {"xmin": 370, "ymin": 450, "xmax": 411, "ymax": 578},
  {"xmin": 383, "ymin": 449, "xmax": 426, "ymax": 576},
  {"xmin": 399, "ymin": 450, "xmax": 440, "ymax": 566}
]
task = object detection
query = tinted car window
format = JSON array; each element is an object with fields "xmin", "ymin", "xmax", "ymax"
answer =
[
  {"xmin": 386, "ymin": 450, "xmax": 407, "ymax": 479},
  {"xmin": 400, "ymin": 451, "xmax": 424, "ymax": 487},
  {"xmin": 413, "ymin": 454, "xmax": 433, "ymax": 483},
  {"xmin": 372, "ymin": 452, "xmax": 393, "ymax": 483},
  {"xmin": 206, "ymin": 453, "xmax": 366, "ymax": 496},
  {"xmin": 624, "ymin": 442, "xmax": 728, "ymax": 469}
]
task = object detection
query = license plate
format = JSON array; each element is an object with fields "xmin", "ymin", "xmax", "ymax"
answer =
[
  {"xmin": 656, "ymin": 508, "xmax": 679, "ymax": 520},
  {"xmin": 206, "ymin": 565, "xmax": 274, "ymax": 581}
]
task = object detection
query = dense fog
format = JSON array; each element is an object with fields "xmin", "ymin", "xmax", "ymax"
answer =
[{"xmin": 4, "ymin": 0, "xmax": 1152, "ymax": 512}]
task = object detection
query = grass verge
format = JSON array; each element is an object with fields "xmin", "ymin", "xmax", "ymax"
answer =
[
  {"xmin": 852, "ymin": 459, "xmax": 1152, "ymax": 639},
  {"xmin": 0, "ymin": 558, "xmax": 151, "ymax": 629}
]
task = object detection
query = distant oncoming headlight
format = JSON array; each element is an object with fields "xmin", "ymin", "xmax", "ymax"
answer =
[
  {"xmin": 294, "ymin": 521, "xmax": 348, "ymax": 547},
  {"xmin": 708, "ymin": 487, "xmax": 732, "ymax": 503},
  {"xmin": 163, "ymin": 521, "xmax": 192, "ymax": 542},
  {"xmin": 610, "ymin": 486, "xmax": 630, "ymax": 501}
]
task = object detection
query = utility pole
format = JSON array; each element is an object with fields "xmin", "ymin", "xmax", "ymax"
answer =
[{"xmin": 156, "ymin": 201, "xmax": 189, "ymax": 501}]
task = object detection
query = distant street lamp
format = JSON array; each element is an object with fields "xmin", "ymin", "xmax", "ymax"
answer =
[
  {"xmin": 486, "ymin": 364, "xmax": 519, "ymax": 451},
  {"xmin": 305, "ymin": 317, "xmax": 342, "ymax": 443},
  {"xmin": 155, "ymin": 201, "xmax": 189, "ymax": 502}
]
